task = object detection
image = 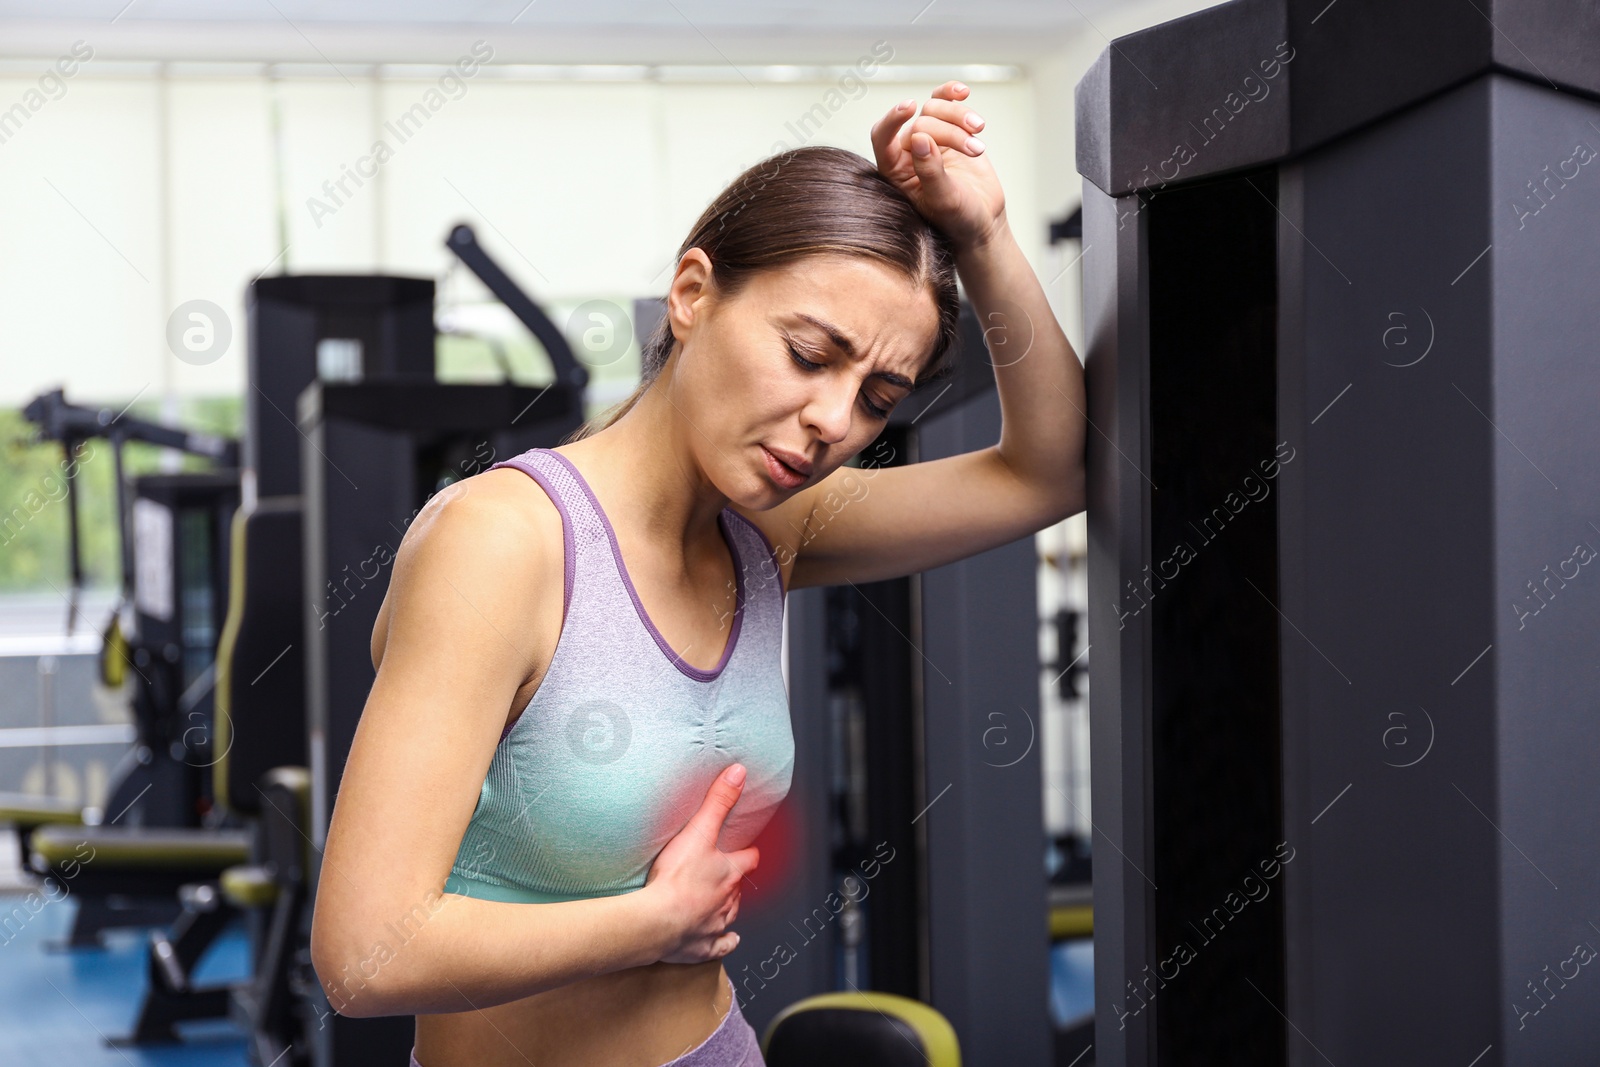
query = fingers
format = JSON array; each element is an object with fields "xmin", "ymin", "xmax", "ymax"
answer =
[
  {"xmin": 729, "ymin": 843, "xmax": 760, "ymax": 878},
  {"xmin": 688, "ymin": 763, "xmax": 747, "ymax": 838},
  {"xmin": 870, "ymin": 97, "xmax": 919, "ymax": 169},
  {"xmin": 920, "ymin": 96, "xmax": 984, "ymax": 135},
  {"xmin": 882, "ymin": 99, "xmax": 984, "ymax": 161},
  {"xmin": 902, "ymin": 118, "xmax": 984, "ymax": 158},
  {"xmin": 907, "ymin": 130, "xmax": 948, "ymax": 189},
  {"xmin": 872, "ymin": 84, "xmax": 984, "ymax": 168}
]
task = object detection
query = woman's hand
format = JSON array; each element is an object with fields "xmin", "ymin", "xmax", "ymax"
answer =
[
  {"xmin": 871, "ymin": 81, "xmax": 1007, "ymax": 252},
  {"xmin": 644, "ymin": 763, "xmax": 761, "ymax": 965}
]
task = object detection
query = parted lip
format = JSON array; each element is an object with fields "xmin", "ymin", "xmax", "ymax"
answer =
[{"xmin": 763, "ymin": 444, "xmax": 813, "ymax": 478}]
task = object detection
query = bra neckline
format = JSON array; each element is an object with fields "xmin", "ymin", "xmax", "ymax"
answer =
[{"xmin": 537, "ymin": 448, "xmax": 745, "ymax": 682}]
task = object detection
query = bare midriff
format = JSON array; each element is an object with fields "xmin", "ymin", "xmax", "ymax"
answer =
[{"xmin": 412, "ymin": 958, "xmax": 731, "ymax": 1067}]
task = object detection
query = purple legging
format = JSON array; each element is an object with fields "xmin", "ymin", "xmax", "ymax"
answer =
[{"xmin": 408, "ymin": 974, "xmax": 764, "ymax": 1067}]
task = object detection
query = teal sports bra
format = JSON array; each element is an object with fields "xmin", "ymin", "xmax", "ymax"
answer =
[{"xmin": 443, "ymin": 447, "xmax": 795, "ymax": 904}]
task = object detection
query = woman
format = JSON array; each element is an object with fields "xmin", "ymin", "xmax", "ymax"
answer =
[{"xmin": 310, "ymin": 81, "xmax": 1086, "ymax": 1067}]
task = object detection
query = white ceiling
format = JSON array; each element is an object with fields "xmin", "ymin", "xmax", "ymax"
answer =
[
  {"xmin": 1, "ymin": 0, "xmax": 1117, "ymax": 27},
  {"xmin": 0, "ymin": 0, "xmax": 1149, "ymax": 65}
]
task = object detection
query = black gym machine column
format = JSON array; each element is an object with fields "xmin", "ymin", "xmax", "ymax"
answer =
[{"xmin": 1077, "ymin": 1, "xmax": 1600, "ymax": 1063}]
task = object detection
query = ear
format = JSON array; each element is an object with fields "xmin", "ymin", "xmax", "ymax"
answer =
[{"xmin": 667, "ymin": 248, "xmax": 715, "ymax": 346}]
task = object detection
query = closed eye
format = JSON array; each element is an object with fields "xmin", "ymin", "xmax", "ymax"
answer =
[
  {"xmin": 786, "ymin": 341, "xmax": 893, "ymax": 420},
  {"xmin": 786, "ymin": 341, "xmax": 825, "ymax": 372}
]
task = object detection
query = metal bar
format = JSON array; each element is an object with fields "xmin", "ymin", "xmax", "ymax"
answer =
[
  {"xmin": 0, "ymin": 724, "xmax": 137, "ymax": 748},
  {"xmin": 444, "ymin": 224, "xmax": 589, "ymax": 392}
]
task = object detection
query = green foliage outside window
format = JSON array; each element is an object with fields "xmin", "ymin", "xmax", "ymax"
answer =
[{"xmin": 0, "ymin": 396, "xmax": 242, "ymax": 595}]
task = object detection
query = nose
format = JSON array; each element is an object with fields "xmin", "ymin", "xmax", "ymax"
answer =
[{"xmin": 802, "ymin": 375, "xmax": 856, "ymax": 446}]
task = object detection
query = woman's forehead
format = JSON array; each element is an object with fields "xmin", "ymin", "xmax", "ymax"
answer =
[{"xmin": 751, "ymin": 261, "xmax": 937, "ymax": 358}]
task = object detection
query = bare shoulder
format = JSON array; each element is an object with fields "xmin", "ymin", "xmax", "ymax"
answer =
[
  {"xmin": 370, "ymin": 466, "xmax": 566, "ymax": 672},
  {"xmin": 314, "ymin": 465, "xmax": 571, "ymax": 962},
  {"xmin": 406, "ymin": 465, "xmax": 564, "ymax": 551}
]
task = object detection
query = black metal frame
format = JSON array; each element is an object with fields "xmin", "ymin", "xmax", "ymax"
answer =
[{"xmin": 1078, "ymin": 2, "xmax": 1600, "ymax": 1063}]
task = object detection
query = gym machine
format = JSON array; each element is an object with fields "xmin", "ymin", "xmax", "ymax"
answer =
[
  {"xmin": 20, "ymin": 388, "xmax": 242, "ymax": 831},
  {"xmin": 1077, "ymin": 0, "xmax": 1600, "ymax": 1063},
  {"xmin": 19, "ymin": 389, "xmax": 246, "ymax": 945}
]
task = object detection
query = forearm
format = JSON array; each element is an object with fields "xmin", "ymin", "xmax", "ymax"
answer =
[
  {"xmin": 314, "ymin": 883, "xmax": 668, "ymax": 1018},
  {"xmin": 954, "ymin": 218, "xmax": 1087, "ymax": 516}
]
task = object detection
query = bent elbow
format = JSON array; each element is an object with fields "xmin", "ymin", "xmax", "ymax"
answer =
[
  {"xmin": 311, "ymin": 941, "xmax": 411, "ymax": 1019},
  {"xmin": 1053, "ymin": 465, "xmax": 1087, "ymax": 524},
  {"xmin": 1038, "ymin": 473, "xmax": 1086, "ymax": 528},
  {"xmin": 310, "ymin": 909, "xmax": 410, "ymax": 1018},
  {"xmin": 1000, "ymin": 448, "xmax": 1085, "ymax": 529}
]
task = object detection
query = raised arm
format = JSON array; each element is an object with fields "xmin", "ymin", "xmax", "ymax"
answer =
[
  {"xmin": 750, "ymin": 82, "xmax": 1086, "ymax": 590},
  {"xmin": 309, "ymin": 475, "xmax": 755, "ymax": 1017}
]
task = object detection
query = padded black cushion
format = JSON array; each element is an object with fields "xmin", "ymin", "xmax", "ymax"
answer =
[
  {"xmin": 214, "ymin": 497, "xmax": 308, "ymax": 816},
  {"xmin": 767, "ymin": 1009, "xmax": 929, "ymax": 1067}
]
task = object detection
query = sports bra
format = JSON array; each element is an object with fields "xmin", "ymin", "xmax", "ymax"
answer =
[{"xmin": 443, "ymin": 447, "xmax": 795, "ymax": 904}]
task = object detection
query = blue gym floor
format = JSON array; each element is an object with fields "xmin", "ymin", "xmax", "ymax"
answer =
[
  {"xmin": 0, "ymin": 888, "xmax": 1095, "ymax": 1066},
  {"xmin": 0, "ymin": 889, "xmax": 254, "ymax": 1066},
  {"xmin": 1050, "ymin": 938, "xmax": 1095, "ymax": 1027}
]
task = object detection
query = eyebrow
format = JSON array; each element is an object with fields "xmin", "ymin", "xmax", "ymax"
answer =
[{"xmin": 793, "ymin": 313, "xmax": 916, "ymax": 390}]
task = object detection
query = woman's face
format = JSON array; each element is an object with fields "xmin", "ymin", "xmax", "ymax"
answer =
[{"xmin": 663, "ymin": 250, "xmax": 941, "ymax": 509}]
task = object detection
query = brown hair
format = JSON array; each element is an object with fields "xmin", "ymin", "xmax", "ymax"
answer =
[{"xmin": 562, "ymin": 144, "xmax": 962, "ymax": 444}]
